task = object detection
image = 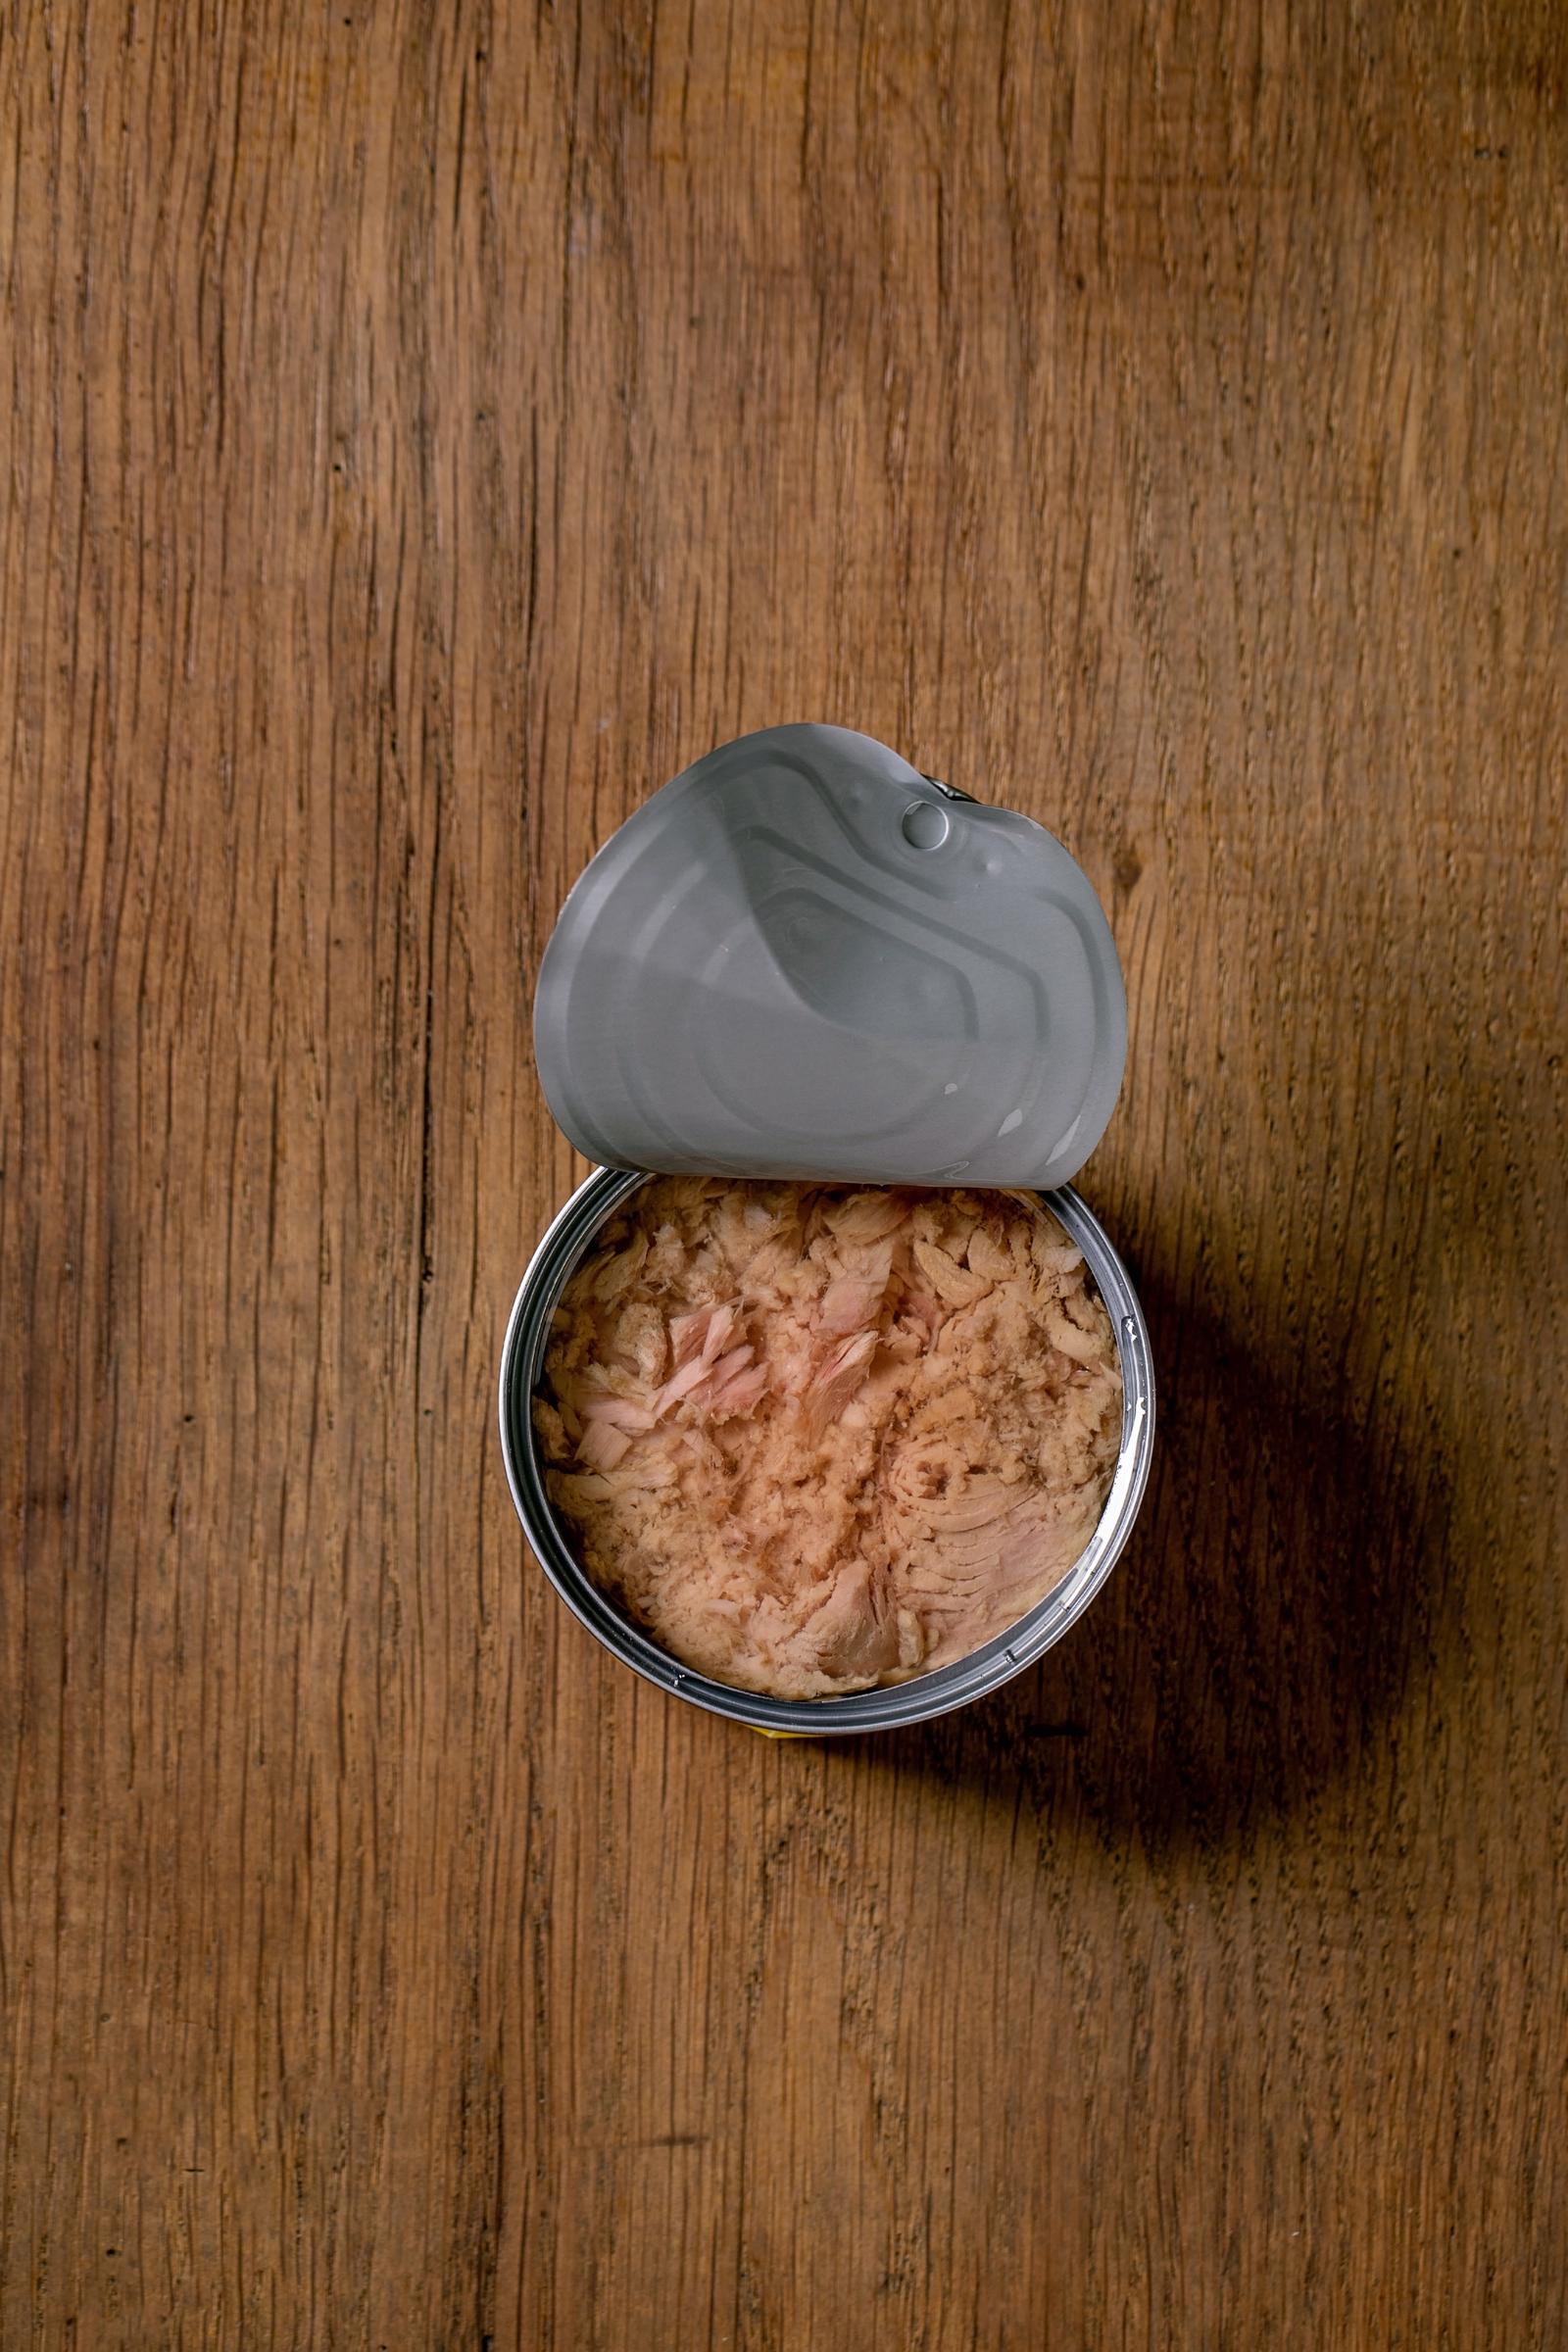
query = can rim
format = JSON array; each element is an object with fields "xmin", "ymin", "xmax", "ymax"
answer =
[{"xmin": 497, "ymin": 1169, "xmax": 1155, "ymax": 1734}]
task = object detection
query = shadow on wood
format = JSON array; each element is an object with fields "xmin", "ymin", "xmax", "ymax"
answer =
[{"xmin": 867, "ymin": 1251, "xmax": 1455, "ymax": 1863}]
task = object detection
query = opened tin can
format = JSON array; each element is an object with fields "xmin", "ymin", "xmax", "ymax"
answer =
[{"xmin": 499, "ymin": 725, "xmax": 1155, "ymax": 1734}]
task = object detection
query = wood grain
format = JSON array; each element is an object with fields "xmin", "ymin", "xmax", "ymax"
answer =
[{"xmin": 4, "ymin": 1, "xmax": 1567, "ymax": 2343}]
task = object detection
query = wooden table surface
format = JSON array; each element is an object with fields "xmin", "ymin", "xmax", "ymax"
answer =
[{"xmin": 5, "ymin": 4, "xmax": 1567, "ymax": 2345}]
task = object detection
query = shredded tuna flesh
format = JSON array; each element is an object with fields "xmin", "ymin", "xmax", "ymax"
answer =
[{"xmin": 533, "ymin": 1179, "xmax": 1123, "ymax": 1700}]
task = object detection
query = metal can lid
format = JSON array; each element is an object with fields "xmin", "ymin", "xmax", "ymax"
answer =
[{"xmin": 533, "ymin": 723, "xmax": 1126, "ymax": 1189}]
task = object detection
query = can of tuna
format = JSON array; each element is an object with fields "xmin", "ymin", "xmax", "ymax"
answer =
[
  {"xmin": 499, "ymin": 1166, "xmax": 1153, "ymax": 1733},
  {"xmin": 499, "ymin": 725, "xmax": 1155, "ymax": 1733}
]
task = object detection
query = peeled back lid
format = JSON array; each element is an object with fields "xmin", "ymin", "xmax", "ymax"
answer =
[{"xmin": 533, "ymin": 724, "xmax": 1127, "ymax": 1189}]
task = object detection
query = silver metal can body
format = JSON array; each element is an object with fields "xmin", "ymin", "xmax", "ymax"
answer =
[{"xmin": 498, "ymin": 1168, "xmax": 1155, "ymax": 1735}]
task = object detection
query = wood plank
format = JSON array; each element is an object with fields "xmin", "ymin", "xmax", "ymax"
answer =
[{"xmin": 3, "ymin": 1, "xmax": 1565, "ymax": 2342}]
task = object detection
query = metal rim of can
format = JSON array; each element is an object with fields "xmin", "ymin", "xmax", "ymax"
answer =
[{"xmin": 497, "ymin": 1168, "xmax": 1156, "ymax": 1736}]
